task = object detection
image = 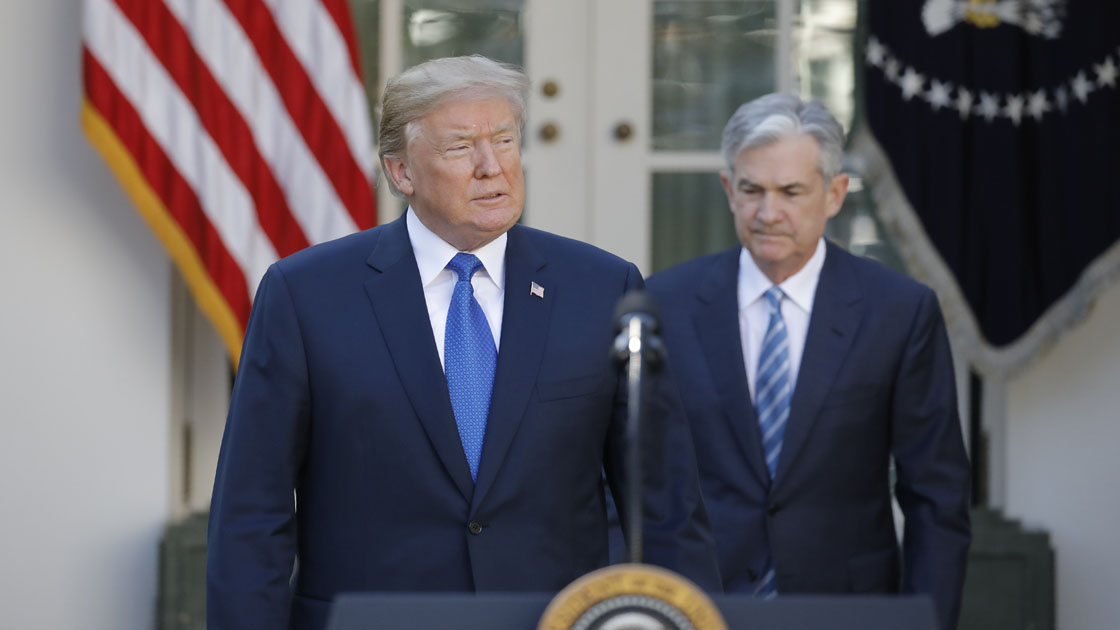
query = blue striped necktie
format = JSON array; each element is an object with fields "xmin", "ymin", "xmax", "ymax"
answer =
[
  {"xmin": 444, "ymin": 253, "xmax": 497, "ymax": 482},
  {"xmin": 755, "ymin": 286, "xmax": 791, "ymax": 598}
]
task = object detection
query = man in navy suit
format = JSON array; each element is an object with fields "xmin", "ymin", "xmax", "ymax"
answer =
[
  {"xmin": 206, "ymin": 55, "xmax": 720, "ymax": 630},
  {"xmin": 647, "ymin": 93, "xmax": 970, "ymax": 629}
]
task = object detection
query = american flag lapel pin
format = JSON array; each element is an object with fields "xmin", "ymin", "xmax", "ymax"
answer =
[{"xmin": 530, "ymin": 281, "xmax": 545, "ymax": 299}]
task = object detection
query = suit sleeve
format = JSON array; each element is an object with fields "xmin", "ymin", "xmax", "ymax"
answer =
[
  {"xmin": 604, "ymin": 264, "xmax": 723, "ymax": 592},
  {"xmin": 890, "ymin": 288, "xmax": 971, "ymax": 629},
  {"xmin": 206, "ymin": 264, "xmax": 310, "ymax": 630}
]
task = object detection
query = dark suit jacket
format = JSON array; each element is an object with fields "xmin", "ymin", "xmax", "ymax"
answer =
[
  {"xmin": 206, "ymin": 217, "xmax": 721, "ymax": 630},
  {"xmin": 647, "ymin": 241, "xmax": 970, "ymax": 629}
]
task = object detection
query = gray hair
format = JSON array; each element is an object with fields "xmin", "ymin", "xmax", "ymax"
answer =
[
  {"xmin": 378, "ymin": 55, "xmax": 530, "ymax": 197},
  {"xmin": 721, "ymin": 93, "xmax": 845, "ymax": 180}
]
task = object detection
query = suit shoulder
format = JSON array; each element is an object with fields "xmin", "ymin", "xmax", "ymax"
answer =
[
  {"xmin": 830, "ymin": 243, "xmax": 936, "ymax": 304},
  {"xmin": 647, "ymin": 249, "xmax": 735, "ymax": 295},
  {"xmin": 515, "ymin": 225, "xmax": 635, "ymax": 271},
  {"xmin": 270, "ymin": 225, "xmax": 387, "ymax": 279}
]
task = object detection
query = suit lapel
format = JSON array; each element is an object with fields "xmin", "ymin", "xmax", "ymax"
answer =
[
  {"xmin": 471, "ymin": 225, "xmax": 553, "ymax": 508},
  {"xmin": 694, "ymin": 249, "xmax": 772, "ymax": 489},
  {"xmin": 773, "ymin": 241, "xmax": 863, "ymax": 489},
  {"xmin": 363, "ymin": 217, "xmax": 474, "ymax": 503}
]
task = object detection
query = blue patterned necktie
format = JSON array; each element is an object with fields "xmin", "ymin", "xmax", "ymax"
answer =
[
  {"xmin": 755, "ymin": 286, "xmax": 791, "ymax": 598},
  {"xmin": 444, "ymin": 253, "xmax": 497, "ymax": 482}
]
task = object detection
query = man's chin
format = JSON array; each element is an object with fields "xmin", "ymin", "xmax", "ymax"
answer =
[
  {"xmin": 453, "ymin": 210, "xmax": 521, "ymax": 250},
  {"xmin": 747, "ymin": 242, "xmax": 790, "ymax": 262},
  {"xmin": 475, "ymin": 205, "xmax": 522, "ymax": 229}
]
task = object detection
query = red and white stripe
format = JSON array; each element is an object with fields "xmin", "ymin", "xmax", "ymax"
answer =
[{"xmin": 81, "ymin": 0, "xmax": 376, "ymax": 364}]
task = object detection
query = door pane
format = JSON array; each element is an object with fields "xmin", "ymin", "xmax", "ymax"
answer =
[
  {"xmin": 794, "ymin": 0, "xmax": 904, "ymax": 272},
  {"xmin": 826, "ymin": 184, "xmax": 908, "ymax": 272},
  {"xmin": 349, "ymin": 0, "xmax": 381, "ymax": 128},
  {"xmin": 652, "ymin": 1, "xmax": 777, "ymax": 151},
  {"xmin": 795, "ymin": 0, "xmax": 857, "ymax": 131},
  {"xmin": 651, "ymin": 172, "xmax": 739, "ymax": 272},
  {"xmin": 403, "ymin": 0, "xmax": 524, "ymax": 68}
]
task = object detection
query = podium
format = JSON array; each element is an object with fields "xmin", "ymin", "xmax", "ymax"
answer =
[{"xmin": 327, "ymin": 592, "xmax": 939, "ymax": 629}]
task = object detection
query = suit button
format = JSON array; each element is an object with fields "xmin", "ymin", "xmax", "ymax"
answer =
[
  {"xmin": 468, "ymin": 521, "xmax": 483, "ymax": 535},
  {"xmin": 767, "ymin": 504, "xmax": 780, "ymax": 517},
  {"xmin": 747, "ymin": 569, "xmax": 758, "ymax": 581}
]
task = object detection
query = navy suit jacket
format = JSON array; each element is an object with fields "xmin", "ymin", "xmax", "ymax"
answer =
[
  {"xmin": 647, "ymin": 241, "xmax": 970, "ymax": 629},
  {"xmin": 206, "ymin": 217, "xmax": 721, "ymax": 630}
]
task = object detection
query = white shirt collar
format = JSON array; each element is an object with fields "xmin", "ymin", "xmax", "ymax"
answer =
[
  {"xmin": 738, "ymin": 237, "xmax": 828, "ymax": 313},
  {"xmin": 406, "ymin": 207, "xmax": 507, "ymax": 289}
]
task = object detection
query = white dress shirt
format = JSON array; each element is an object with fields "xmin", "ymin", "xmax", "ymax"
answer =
[
  {"xmin": 406, "ymin": 208, "xmax": 505, "ymax": 369},
  {"xmin": 738, "ymin": 238, "xmax": 827, "ymax": 404}
]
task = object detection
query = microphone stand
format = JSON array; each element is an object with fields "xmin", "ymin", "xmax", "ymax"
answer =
[
  {"xmin": 623, "ymin": 314, "xmax": 646, "ymax": 564},
  {"xmin": 612, "ymin": 291, "xmax": 664, "ymax": 565}
]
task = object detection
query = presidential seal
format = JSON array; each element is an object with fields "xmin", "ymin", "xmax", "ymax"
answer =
[{"xmin": 538, "ymin": 564, "xmax": 726, "ymax": 630}]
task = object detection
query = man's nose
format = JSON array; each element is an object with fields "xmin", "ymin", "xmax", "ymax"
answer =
[
  {"xmin": 756, "ymin": 192, "xmax": 781, "ymax": 222},
  {"xmin": 473, "ymin": 142, "xmax": 502, "ymax": 178}
]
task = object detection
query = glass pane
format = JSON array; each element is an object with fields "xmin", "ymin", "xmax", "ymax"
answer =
[
  {"xmin": 795, "ymin": 0, "xmax": 857, "ymax": 131},
  {"xmin": 795, "ymin": 1, "xmax": 904, "ymax": 271},
  {"xmin": 652, "ymin": 1, "xmax": 777, "ymax": 151},
  {"xmin": 651, "ymin": 173, "xmax": 740, "ymax": 273},
  {"xmin": 403, "ymin": 0, "xmax": 524, "ymax": 69},
  {"xmin": 826, "ymin": 180, "xmax": 907, "ymax": 273}
]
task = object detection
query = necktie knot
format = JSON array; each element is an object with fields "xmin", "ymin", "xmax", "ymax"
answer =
[
  {"xmin": 764, "ymin": 286, "xmax": 784, "ymax": 312},
  {"xmin": 448, "ymin": 253, "xmax": 484, "ymax": 283}
]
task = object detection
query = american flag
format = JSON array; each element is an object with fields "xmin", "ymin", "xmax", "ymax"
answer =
[{"xmin": 81, "ymin": 0, "xmax": 377, "ymax": 366}]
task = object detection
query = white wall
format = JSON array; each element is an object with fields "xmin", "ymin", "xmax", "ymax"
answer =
[
  {"xmin": 0, "ymin": 1, "xmax": 172, "ymax": 628},
  {"xmin": 1005, "ymin": 279, "xmax": 1120, "ymax": 630}
]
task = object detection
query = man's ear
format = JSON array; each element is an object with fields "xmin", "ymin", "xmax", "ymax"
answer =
[
  {"xmin": 383, "ymin": 155, "xmax": 414, "ymax": 197},
  {"xmin": 720, "ymin": 170, "xmax": 734, "ymax": 208}
]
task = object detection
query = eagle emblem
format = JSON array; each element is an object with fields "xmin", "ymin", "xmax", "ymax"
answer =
[{"xmin": 922, "ymin": 0, "xmax": 1066, "ymax": 39}]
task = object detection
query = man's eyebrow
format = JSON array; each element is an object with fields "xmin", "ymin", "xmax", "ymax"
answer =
[
  {"xmin": 734, "ymin": 177, "xmax": 809, "ymax": 191},
  {"xmin": 439, "ymin": 130, "xmax": 475, "ymax": 143},
  {"xmin": 438, "ymin": 123, "xmax": 518, "ymax": 144}
]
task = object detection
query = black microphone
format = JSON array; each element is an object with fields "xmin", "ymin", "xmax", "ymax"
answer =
[{"xmin": 611, "ymin": 290, "xmax": 665, "ymax": 370}]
